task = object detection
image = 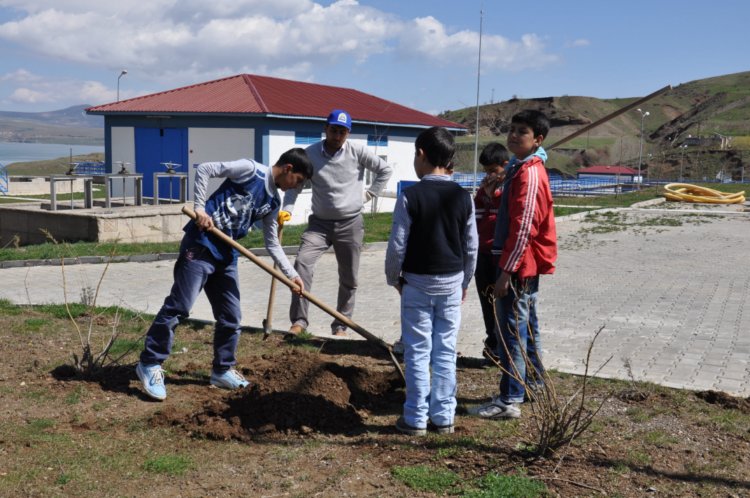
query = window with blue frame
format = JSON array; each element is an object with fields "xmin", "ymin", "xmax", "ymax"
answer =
[
  {"xmin": 295, "ymin": 131, "xmax": 322, "ymax": 145},
  {"xmin": 367, "ymin": 134, "xmax": 388, "ymax": 146}
]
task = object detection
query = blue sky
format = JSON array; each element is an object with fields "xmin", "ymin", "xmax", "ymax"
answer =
[{"xmin": 0, "ymin": 0, "xmax": 748, "ymax": 115}]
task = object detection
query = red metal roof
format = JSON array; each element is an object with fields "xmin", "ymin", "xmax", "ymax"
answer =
[
  {"xmin": 87, "ymin": 74, "xmax": 464, "ymax": 129},
  {"xmin": 577, "ymin": 165, "xmax": 638, "ymax": 175}
]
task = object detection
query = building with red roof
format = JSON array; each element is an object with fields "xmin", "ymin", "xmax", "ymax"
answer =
[
  {"xmin": 577, "ymin": 165, "xmax": 639, "ymax": 182},
  {"xmin": 87, "ymin": 74, "xmax": 465, "ymax": 215}
]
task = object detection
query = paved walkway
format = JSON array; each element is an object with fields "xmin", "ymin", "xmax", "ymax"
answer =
[{"xmin": 1, "ymin": 201, "xmax": 749, "ymax": 396}]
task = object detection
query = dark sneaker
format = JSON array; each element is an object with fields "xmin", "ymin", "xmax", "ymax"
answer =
[
  {"xmin": 467, "ymin": 396, "xmax": 521, "ymax": 419},
  {"xmin": 395, "ymin": 416, "xmax": 427, "ymax": 436},
  {"xmin": 429, "ymin": 421, "xmax": 454, "ymax": 434},
  {"xmin": 482, "ymin": 339, "xmax": 500, "ymax": 365},
  {"xmin": 332, "ymin": 327, "xmax": 348, "ymax": 337},
  {"xmin": 135, "ymin": 362, "xmax": 166, "ymax": 401},
  {"xmin": 392, "ymin": 339, "xmax": 404, "ymax": 356},
  {"xmin": 210, "ymin": 369, "xmax": 250, "ymax": 390}
]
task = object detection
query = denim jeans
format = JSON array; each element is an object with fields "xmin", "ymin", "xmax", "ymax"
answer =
[
  {"xmin": 140, "ymin": 242, "xmax": 242, "ymax": 373},
  {"xmin": 290, "ymin": 214, "xmax": 364, "ymax": 332},
  {"xmin": 401, "ymin": 284, "xmax": 462, "ymax": 428},
  {"xmin": 474, "ymin": 252, "xmax": 499, "ymax": 349},
  {"xmin": 496, "ymin": 275, "xmax": 544, "ymax": 404}
]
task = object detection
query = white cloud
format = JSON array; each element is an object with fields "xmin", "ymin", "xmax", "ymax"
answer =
[
  {"xmin": 0, "ymin": 1, "xmax": 556, "ymax": 83},
  {"xmin": 9, "ymin": 87, "xmax": 54, "ymax": 104},
  {"xmin": 399, "ymin": 16, "xmax": 558, "ymax": 71},
  {"xmin": 568, "ymin": 38, "xmax": 590, "ymax": 48},
  {"xmin": 3, "ymin": 69, "xmax": 118, "ymax": 105},
  {"xmin": 0, "ymin": 0, "xmax": 397, "ymax": 84},
  {"xmin": 0, "ymin": 1, "xmax": 560, "ymax": 110},
  {"xmin": 0, "ymin": 68, "xmax": 42, "ymax": 83}
]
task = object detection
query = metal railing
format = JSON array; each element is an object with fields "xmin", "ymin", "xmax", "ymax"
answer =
[
  {"xmin": 0, "ymin": 163, "xmax": 7, "ymax": 195},
  {"xmin": 73, "ymin": 161, "xmax": 106, "ymax": 175}
]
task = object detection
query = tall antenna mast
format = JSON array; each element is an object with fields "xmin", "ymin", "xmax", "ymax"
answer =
[{"xmin": 472, "ymin": 6, "xmax": 484, "ymax": 193}]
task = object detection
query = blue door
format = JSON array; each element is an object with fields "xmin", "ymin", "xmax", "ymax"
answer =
[{"xmin": 135, "ymin": 127, "xmax": 188, "ymax": 200}]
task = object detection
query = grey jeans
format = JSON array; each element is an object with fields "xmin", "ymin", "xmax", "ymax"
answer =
[{"xmin": 289, "ymin": 214, "xmax": 364, "ymax": 332}]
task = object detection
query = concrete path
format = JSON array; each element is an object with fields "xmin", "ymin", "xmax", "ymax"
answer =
[{"xmin": 1, "ymin": 201, "xmax": 749, "ymax": 396}]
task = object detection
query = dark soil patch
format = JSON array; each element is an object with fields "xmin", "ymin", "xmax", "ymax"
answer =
[
  {"xmin": 4, "ymin": 305, "xmax": 750, "ymax": 497},
  {"xmin": 697, "ymin": 390, "xmax": 750, "ymax": 413},
  {"xmin": 154, "ymin": 349, "xmax": 403, "ymax": 439}
]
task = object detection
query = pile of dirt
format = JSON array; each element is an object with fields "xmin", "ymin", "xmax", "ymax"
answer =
[
  {"xmin": 154, "ymin": 349, "xmax": 402, "ymax": 440},
  {"xmin": 697, "ymin": 389, "xmax": 750, "ymax": 413}
]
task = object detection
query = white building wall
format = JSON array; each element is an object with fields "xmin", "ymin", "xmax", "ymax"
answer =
[
  {"xmin": 383, "ymin": 135, "xmax": 419, "ymax": 187},
  {"xmin": 267, "ymin": 130, "xmax": 314, "ymax": 225},
  {"xmin": 266, "ymin": 130, "xmax": 417, "ymax": 225},
  {"xmin": 111, "ymin": 127, "xmax": 135, "ymax": 173},
  {"xmin": 188, "ymin": 128, "xmax": 254, "ymax": 199}
]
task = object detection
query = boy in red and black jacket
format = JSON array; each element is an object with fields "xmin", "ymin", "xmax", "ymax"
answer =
[
  {"xmin": 474, "ymin": 143, "xmax": 509, "ymax": 362},
  {"xmin": 469, "ymin": 110, "xmax": 557, "ymax": 420}
]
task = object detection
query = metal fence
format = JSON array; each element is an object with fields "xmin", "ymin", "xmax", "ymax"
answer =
[
  {"xmin": 452, "ymin": 172, "xmax": 640, "ymax": 197},
  {"xmin": 0, "ymin": 163, "xmax": 7, "ymax": 195},
  {"xmin": 404, "ymin": 172, "xmax": 747, "ymax": 200},
  {"xmin": 74, "ymin": 161, "xmax": 106, "ymax": 175}
]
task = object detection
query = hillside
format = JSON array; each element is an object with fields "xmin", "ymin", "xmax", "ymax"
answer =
[
  {"xmin": 0, "ymin": 105, "xmax": 103, "ymax": 145},
  {"xmin": 444, "ymin": 71, "xmax": 750, "ymax": 179}
]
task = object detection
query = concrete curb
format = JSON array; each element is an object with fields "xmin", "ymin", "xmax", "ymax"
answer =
[{"xmin": 0, "ymin": 241, "xmax": 391, "ymax": 269}]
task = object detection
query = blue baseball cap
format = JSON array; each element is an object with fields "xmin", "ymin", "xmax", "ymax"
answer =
[{"xmin": 326, "ymin": 109, "xmax": 351, "ymax": 130}]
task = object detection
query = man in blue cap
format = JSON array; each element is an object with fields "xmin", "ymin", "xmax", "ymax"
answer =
[{"xmin": 283, "ymin": 109, "xmax": 392, "ymax": 337}]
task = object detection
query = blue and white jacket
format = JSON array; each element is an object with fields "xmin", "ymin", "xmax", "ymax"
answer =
[{"xmin": 183, "ymin": 159, "xmax": 297, "ymax": 278}]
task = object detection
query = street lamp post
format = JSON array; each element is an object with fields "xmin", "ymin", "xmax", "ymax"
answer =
[
  {"xmin": 636, "ymin": 108, "xmax": 649, "ymax": 187},
  {"xmin": 117, "ymin": 70, "xmax": 128, "ymax": 102}
]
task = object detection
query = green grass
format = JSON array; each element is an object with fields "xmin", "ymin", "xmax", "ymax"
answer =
[
  {"xmin": 107, "ymin": 338, "xmax": 144, "ymax": 357},
  {"xmin": 23, "ymin": 317, "xmax": 51, "ymax": 331},
  {"xmin": 642, "ymin": 429, "xmax": 679, "ymax": 448},
  {"xmin": 142, "ymin": 455, "xmax": 193, "ymax": 476},
  {"xmin": 391, "ymin": 465, "xmax": 459, "ymax": 494},
  {"xmin": 5, "ymin": 153, "xmax": 104, "ymax": 176},
  {"xmin": 0, "ymin": 187, "xmax": 667, "ymax": 262},
  {"xmin": 557, "ymin": 186, "xmax": 662, "ymax": 207},
  {"xmin": 65, "ymin": 385, "xmax": 86, "ymax": 405},
  {"xmin": 0, "ymin": 211, "xmax": 395, "ymax": 261},
  {"xmin": 463, "ymin": 472, "xmax": 547, "ymax": 498},
  {"xmin": 554, "ymin": 206, "xmax": 592, "ymax": 217}
]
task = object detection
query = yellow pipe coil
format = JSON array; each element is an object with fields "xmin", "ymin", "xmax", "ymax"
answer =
[{"xmin": 663, "ymin": 183, "xmax": 745, "ymax": 204}]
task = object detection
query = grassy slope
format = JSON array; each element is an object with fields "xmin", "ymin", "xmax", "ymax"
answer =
[
  {"xmin": 446, "ymin": 71, "xmax": 750, "ymax": 176},
  {"xmin": 4, "ymin": 153, "xmax": 105, "ymax": 176}
]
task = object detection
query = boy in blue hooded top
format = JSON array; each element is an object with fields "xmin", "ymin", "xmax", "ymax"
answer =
[{"xmin": 135, "ymin": 148, "xmax": 313, "ymax": 401}]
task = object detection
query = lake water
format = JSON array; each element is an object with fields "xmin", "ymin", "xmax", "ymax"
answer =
[{"xmin": 0, "ymin": 142, "xmax": 104, "ymax": 165}]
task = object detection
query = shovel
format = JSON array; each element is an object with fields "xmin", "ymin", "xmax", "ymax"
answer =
[
  {"xmin": 182, "ymin": 206, "xmax": 405, "ymax": 382},
  {"xmin": 262, "ymin": 222, "xmax": 284, "ymax": 340}
]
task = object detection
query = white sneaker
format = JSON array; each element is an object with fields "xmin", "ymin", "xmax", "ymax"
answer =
[
  {"xmin": 210, "ymin": 369, "xmax": 249, "ymax": 390},
  {"xmin": 468, "ymin": 396, "xmax": 521, "ymax": 419}
]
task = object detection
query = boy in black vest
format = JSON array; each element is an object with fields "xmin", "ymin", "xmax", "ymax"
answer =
[{"xmin": 385, "ymin": 127, "xmax": 478, "ymax": 435}]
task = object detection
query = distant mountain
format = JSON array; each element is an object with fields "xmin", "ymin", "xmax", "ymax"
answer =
[
  {"xmin": 0, "ymin": 104, "xmax": 103, "ymax": 128},
  {"xmin": 0, "ymin": 104, "xmax": 103, "ymax": 145},
  {"xmin": 442, "ymin": 71, "xmax": 750, "ymax": 142}
]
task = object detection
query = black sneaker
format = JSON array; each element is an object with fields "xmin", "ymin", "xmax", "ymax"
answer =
[
  {"xmin": 395, "ymin": 416, "xmax": 426, "ymax": 436},
  {"xmin": 428, "ymin": 421, "xmax": 454, "ymax": 434},
  {"xmin": 482, "ymin": 345, "xmax": 500, "ymax": 366}
]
